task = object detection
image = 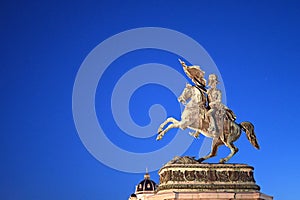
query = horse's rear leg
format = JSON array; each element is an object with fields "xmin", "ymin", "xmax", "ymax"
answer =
[
  {"xmin": 219, "ymin": 142, "xmax": 238, "ymax": 163},
  {"xmin": 198, "ymin": 138, "xmax": 223, "ymax": 162},
  {"xmin": 158, "ymin": 117, "xmax": 178, "ymax": 133}
]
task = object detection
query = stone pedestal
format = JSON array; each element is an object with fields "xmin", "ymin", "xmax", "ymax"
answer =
[{"xmin": 146, "ymin": 156, "xmax": 273, "ymax": 200}]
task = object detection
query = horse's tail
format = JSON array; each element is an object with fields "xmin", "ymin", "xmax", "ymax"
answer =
[{"xmin": 240, "ymin": 122, "xmax": 260, "ymax": 149}]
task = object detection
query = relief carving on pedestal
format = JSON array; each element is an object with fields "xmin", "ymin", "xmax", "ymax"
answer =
[
  {"xmin": 184, "ymin": 170, "xmax": 196, "ymax": 181},
  {"xmin": 171, "ymin": 170, "xmax": 184, "ymax": 182},
  {"xmin": 217, "ymin": 170, "xmax": 230, "ymax": 182},
  {"xmin": 160, "ymin": 169, "xmax": 255, "ymax": 184}
]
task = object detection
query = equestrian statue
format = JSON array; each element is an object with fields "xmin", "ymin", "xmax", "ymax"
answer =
[{"xmin": 156, "ymin": 59, "xmax": 259, "ymax": 163}]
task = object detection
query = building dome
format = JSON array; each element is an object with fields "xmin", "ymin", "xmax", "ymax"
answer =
[
  {"xmin": 128, "ymin": 171, "xmax": 157, "ymax": 200},
  {"xmin": 135, "ymin": 172, "xmax": 157, "ymax": 193}
]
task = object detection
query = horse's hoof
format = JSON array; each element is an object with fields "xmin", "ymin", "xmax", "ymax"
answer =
[
  {"xmin": 198, "ymin": 158, "xmax": 205, "ymax": 163},
  {"xmin": 219, "ymin": 159, "xmax": 226, "ymax": 164},
  {"xmin": 156, "ymin": 135, "xmax": 162, "ymax": 141}
]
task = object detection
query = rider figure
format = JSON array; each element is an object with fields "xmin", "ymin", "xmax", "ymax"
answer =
[{"xmin": 207, "ymin": 74, "xmax": 226, "ymax": 137}]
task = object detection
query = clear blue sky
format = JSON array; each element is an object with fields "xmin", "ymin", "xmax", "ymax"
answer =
[{"xmin": 1, "ymin": 1, "xmax": 300, "ymax": 199}]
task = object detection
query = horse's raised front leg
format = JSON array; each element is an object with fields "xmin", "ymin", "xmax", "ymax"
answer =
[
  {"xmin": 219, "ymin": 142, "xmax": 239, "ymax": 163},
  {"xmin": 198, "ymin": 137, "xmax": 223, "ymax": 163},
  {"xmin": 156, "ymin": 118, "xmax": 180, "ymax": 141},
  {"xmin": 158, "ymin": 117, "xmax": 178, "ymax": 133}
]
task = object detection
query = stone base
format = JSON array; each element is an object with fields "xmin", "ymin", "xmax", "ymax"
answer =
[
  {"xmin": 146, "ymin": 191, "xmax": 273, "ymax": 200},
  {"xmin": 146, "ymin": 156, "xmax": 273, "ymax": 200}
]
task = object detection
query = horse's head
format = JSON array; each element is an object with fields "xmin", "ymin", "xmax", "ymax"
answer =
[{"xmin": 178, "ymin": 83, "xmax": 194, "ymax": 105}]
